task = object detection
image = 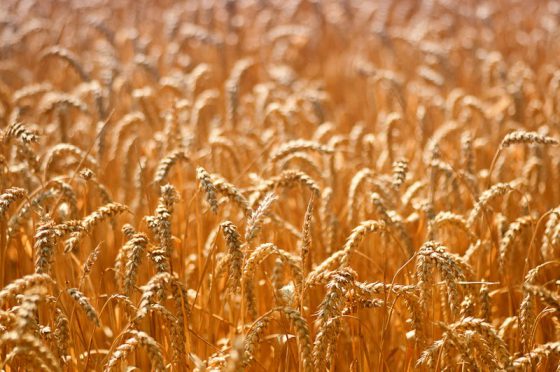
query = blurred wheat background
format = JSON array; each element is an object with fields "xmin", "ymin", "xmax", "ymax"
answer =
[{"xmin": 0, "ymin": 0, "xmax": 560, "ymax": 370}]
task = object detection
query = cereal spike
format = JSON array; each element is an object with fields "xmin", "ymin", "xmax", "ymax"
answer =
[
  {"xmin": 500, "ymin": 130, "xmax": 559, "ymax": 149},
  {"xmin": 67, "ymin": 288, "xmax": 100, "ymax": 326}
]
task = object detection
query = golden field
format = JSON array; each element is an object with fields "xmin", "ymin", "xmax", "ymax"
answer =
[{"xmin": 0, "ymin": 0, "xmax": 559, "ymax": 370}]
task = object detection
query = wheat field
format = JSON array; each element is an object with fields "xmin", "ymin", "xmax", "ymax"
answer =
[{"xmin": 0, "ymin": 0, "xmax": 560, "ymax": 370}]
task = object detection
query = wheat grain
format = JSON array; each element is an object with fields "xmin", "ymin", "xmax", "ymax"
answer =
[
  {"xmin": 147, "ymin": 303, "xmax": 186, "ymax": 366},
  {"xmin": 467, "ymin": 183, "xmax": 515, "ymax": 228},
  {"xmin": 0, "ymin": 187, "xmax": 26, "ymax": 219},
  {"xmin": 105, "ymin": 330, "xmax": 164, "ymax": 371},
  {"xmin": 510, "ymin": 342, "xmax": 560, "ymax": 370},
  {"xmin": 499, "ymin": 215, "xmax": 533, "ymax": 274},
  {"xmin": 252, "ymin": 170, "xmax": 320, "ymax": 207},
  {"xmin": 196, "ymin": 166, "xmax": 219, "ymax": 214},
  {"xmin": 1, "ymin": 331, "xmax": 61, "ymax": 372},
  {"xmin": 429, "ymin": 211, "xmax": 477, "ymax": 242},
  {"xmin": 347, "ymin": 168, "xmax": 373, "ymax": 225},
  {"xmin": 122, "ymin": 231, "xmax": 148, "ymax": 295},
  {"xmin": 2, "ymin": 121, "xmax": 39, "ymax": 145},
  {"xmin": 154, "ymin": 150, "xmax": 189, "ymax": 185},
  {"xmin": 67, "ymin": 288, "xmax": 100, "ymax": 327},
  {"xmin": 392, "ymin": 159, "xmax": 408, "ymax": 189},
  {"xmin": 12, "ymin": 83, "xmax": 52, "ymax": 104},
  {"xmin": 0, "ymin": 274, "xmax": 53, "ymax": 306},
  {"xmin": 221, "ymin": 221, "xmax": 243, "ymax": 295},
  {"xmin": 242, "ymin": 243, "xmax": 303, "ymax": 317},
  {"xmin": 54, "ymin": 308, "xmax": 69, "ymax": 363},
  {"xmin": 64, "ymin": 202, "xmax": 128, "ymax": 253},
  {"xmin": 41, "ymin": 46, "xmax": 90, "ymax": 82},
  {"xmin": 416, "ymin": 241, "xmax": 468, "ymax": 315},
  {"xmin": 371, "ymin": 192, "xmax": 414, "ymax": 256},
  {"xmin": 300, "ymin": 195, "xmax": 314, "ymax": 274},
  {"xmin": 245, "ymin": 192, "xmax": 277, "ymax": 242},
  {"xmin": 341, "ymin": 220, "xmax": 387, "ymax": 267},
  {"xmin": 270, "ymin": 140, "xmax": 334, "ymax": 163},
  {"xmin": 312, "ymin": 268, "xmax": 355, "ymax": 370},
  {"xmin": 500, "ymin": 130, "xmax": 559, "ymax": 149},
  {"xmin": 210, "ymin": 172, "xmax": 251, "ymax": 217}
]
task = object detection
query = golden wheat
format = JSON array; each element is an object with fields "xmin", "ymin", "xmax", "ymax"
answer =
[{"xmin": 1, "ymin": 0, "xmax": 560, "ymax": 370}]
